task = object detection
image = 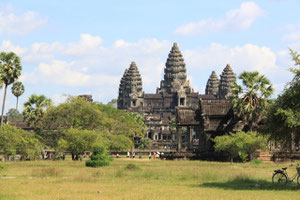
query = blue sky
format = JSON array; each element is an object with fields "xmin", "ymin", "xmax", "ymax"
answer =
[{"xmin": 0, "ymin": 0, "xmax": 300, "ymax": 112}]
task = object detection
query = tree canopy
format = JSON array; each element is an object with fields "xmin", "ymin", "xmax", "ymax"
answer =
[
  {"xmin": 231, "ymin": 71, "xmax": 274, "ymax": 131},
  {"xmin": 0, "ymin": 52, "xmax": 22, "ymax": 127},
  {"xmin": 266, "ymin": 49, "xmax": 300, "ymax": 151}
]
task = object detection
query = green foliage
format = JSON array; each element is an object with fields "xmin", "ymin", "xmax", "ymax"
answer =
[
  {"xmin": 35, "ymin": 97, "xmax": 143, "ymax": 151},
  {"xmin": 58, "ymin": 128, "xmax": 105, "ymax": 158},
  {"xmin": 212, "ymin": 131, "xmax": 267, "ymax": 162},
  {"xmin": 11, "ymin": 81, "xmax": 25, "ymax": 110},
  {"xmin": 231, "ymin": 71, "xmax": 274, "ymax": 131},
  {"xmin": 23, "ymin": 94, "xmax": 52, "ymax": 130},
  {"xmin": 6, "ymin": 108, "xmax": 23, "ymax": 122},
  {"xmin": 43, "ymin": 97, "xmax": 104, "ymax": 131},
  {"xmin": 86, "ymin": 145, "xmax": 111, "ymax": 167},
  {"xmin": 0, "ymin": 52, "xmax": 22, "ymax": 85},
  {"xmin": 0, "ymin": 51, "xmax": 22, "ymax": 127},
  {"xmin": 125, "ymin": 163, "xmax": 141, "ymax": 170},
  {"xmin": 250, "ymin": 159, "xmax": 263, "ymax": 165},
  {"xmin": 138, "ymin": 138, "xmax": 152, "ymax": 149},
  {"xmin": 109, "ymin": 134, "xmax": 133, "ymax": 151},
  {"xmin": 266, "ymin": 49, "xmax": 300, "ymax": 149},
  {"xmin": 169, "ymin": 118, "xmax": 176, "ymax": 132},
  {"xmin": 96, "ymin": 103, "xmax": 146, "ymax": 138},
  {"xmin": 0, "ymin": 124, "xmax": 43, "ymax": 160},
  {"xmin": 11, "ymin": 81, "xmax": 25, "ymax": 97}
]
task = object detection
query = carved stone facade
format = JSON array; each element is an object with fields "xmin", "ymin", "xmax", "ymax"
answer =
[{"xmin": 118, "ymin": 43, "xmax": 240, "ymax": 150}]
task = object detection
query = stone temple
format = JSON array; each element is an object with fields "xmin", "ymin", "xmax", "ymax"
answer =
[{"xmin": 118, "ymin": 43, "xmax": 243, "ymax": 152}]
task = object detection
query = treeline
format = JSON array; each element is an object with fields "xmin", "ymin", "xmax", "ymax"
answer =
[{"xmin": 1, "ymin": 96, "xmax": 146, "ymax": 160}]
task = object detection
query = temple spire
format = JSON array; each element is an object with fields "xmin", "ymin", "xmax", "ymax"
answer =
[
  {"xmin": 159, "ymin": 42, "xmax": 188, "ymax": 93},
  {"xmin": 218, "ymin": 64, "xmax": 236, "ymax": 99},
  {"xmin": 205, "ymin": 71, "xmax": 219, "ymax": 95}
]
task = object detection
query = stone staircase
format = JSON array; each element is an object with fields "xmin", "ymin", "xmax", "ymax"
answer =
[{"xmin": 254, "ymin": 151, "xmax": 273, "ymax": 162}]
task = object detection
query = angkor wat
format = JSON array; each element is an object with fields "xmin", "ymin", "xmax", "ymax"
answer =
[{"xmin": 118, "ymin": 43, "xmax": 243, "ymax": 152}]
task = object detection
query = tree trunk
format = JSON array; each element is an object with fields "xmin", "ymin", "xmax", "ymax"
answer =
[
  {"xmin": 16, "ymin": 96, "xmax": 19, "ymax": 111},
  {"xmin": 1, "ymin": 84, "xmax": 8, "ymax": 128}
]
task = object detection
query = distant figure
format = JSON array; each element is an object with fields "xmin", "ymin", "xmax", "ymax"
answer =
[
  {"xmin": 62, "ymin": 154, "xmax": 65, "ymax": 160},
  {"xmin": 157, "ymin": 152, "xmax": 160, "ymax": 159},
  {"xmin": 83, "ymin": 153, "xmax": 87, "ymax": 159},
  {"xmin": 149, "ymin": 152, "xmax": 152, "ymax": 159},
  {"xmin": 154, "ymin": 152, "xmax": 156, "ymax": 159},
  {"xmin": 139, "ymin": 152, "xmax": 142, "ymax": 159},
  {"xmin": 112, "ymin": 154, "xmax": 114, "ymax": 158},
  {"xmin": 89, "ymin": 152, "xmax": 92, "ymax": 156},
  {"xmin": 127, "ymin": 152, "xmax": 130, "ymax": 158},
  {"xmin": 116, "ymin": 153, "xmax": 119, "ymax": 158},
  {"xmin": 132, "ymin": 151, "xmax": 136, "ymax": 159}
]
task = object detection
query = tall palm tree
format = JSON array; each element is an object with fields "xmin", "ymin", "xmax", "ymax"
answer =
[
  {"xmin": 230, "ymin": 71, "xmax": 274, "ymax": 131},
  {"xmin": 23, "ymin": 94, "xmax": 52, "ymax": 130},
  {"xmin": 0, "ymin": 52, "xmax": 22, "ymax": 127},
  {"xmin": 11, "ymin": 81, "xmax": 25, "ymax": 111}
]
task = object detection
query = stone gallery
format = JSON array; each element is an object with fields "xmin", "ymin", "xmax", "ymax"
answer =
[{"xmin": 117, "ymin": 43, "xmax": 243, "ymax": 152}]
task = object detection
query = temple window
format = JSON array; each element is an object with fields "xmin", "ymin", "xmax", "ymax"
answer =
[{"xmin": 180, "ymin": 98, "xmax": 185, "ymax": 106}]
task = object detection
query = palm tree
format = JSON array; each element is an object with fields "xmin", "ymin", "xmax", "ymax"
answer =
[
  {"xmin": 230, "ymin": 71, "xmax": 274, "ymax": 131},
  {"xmin": 0, "ymin": 52, "xmax": 22, "ymax": 127},
  {"xmin": 11, "ymin": 81, "xmax": 25, "ymax": 111},
  {"xmin": 23, "ymin": 94, "xmax": 52, "ymax": 130}
]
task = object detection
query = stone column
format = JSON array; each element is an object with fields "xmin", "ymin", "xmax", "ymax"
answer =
[
  {"xmin": 177, "ymin": 126, "xmax": 182, "ymax": 152},
  {"xmin": 187, "ymin": 126, "xmax": 193, "ymax": 150}
]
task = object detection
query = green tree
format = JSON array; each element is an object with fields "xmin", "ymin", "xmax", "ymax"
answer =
[
  {"xmin": 212, "ymin": 131, "xmax": 266, "ymax": 162},
  {"xmin": 109, "ymin": 135, "xmax": 133, "ymax": 151},
  {"xmin": 58, "ymin": 128, "xmax": 102, "ymax": 160},
  {"xmin": 231, "ymin": 71, "xmax": 274, "ymax": 131},
  {"xmin": 86, "ymin": 145, "xmax": 111, "ymax": 167},
  {"xmin": 0, "ymin": 124, "xmax": 43, "ymax": 161},
  {"xmin": 266, "ymin": 49, "xmax": 300, "ymax": 151},
  {"xmin": 0, "ymin": 52, "xmax": 22, "ymax": 127},
  {"xmin": 11, "ymin": 81, "xmax": 25, "ymax": 110},
  {"xmin": 23, "ymin": 94, "xmax": 52, "ymax": 131},
  {"xmin": 6, "ymin": 108, "xmax": 23, "ymax": 122},
  {"xmin": 137, "ymin": 138, "xmax": 152, "ymax": 149}
]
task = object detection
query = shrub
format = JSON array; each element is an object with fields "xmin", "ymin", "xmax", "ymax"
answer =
[
  {"xmin": 86, "ymin": 145, "xmax": 111, "ymax": 168},
  {"xmin": 86, "ymin": 160, "xmax": 110, "ymax": 167},
  {"xmin": 125, "ymin": 163, "xmax": 141, "ymax": 170}
]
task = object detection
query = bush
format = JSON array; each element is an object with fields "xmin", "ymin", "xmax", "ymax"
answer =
[
  {"xmin": 212, "ymin": 131, "xmax": 267, "ymax": 162},
  {"xmin": 125, "ymin": 163, "xmax": 141, "ymax": 170},
  {"xmin": 85, "ymin": 145, "xmax": 111, "ymax": 168},
  {"xmin": 86, "ymin": 160, "xmax": 110, "ymax": 167}
]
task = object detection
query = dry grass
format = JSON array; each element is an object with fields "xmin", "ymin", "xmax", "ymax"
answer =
[{"xmin": 0, "ymin": 158, "xmax": 300, "ymax": 200}]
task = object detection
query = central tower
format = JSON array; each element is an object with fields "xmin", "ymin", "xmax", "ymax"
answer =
[{"xmin": 157, "ymin": 43, "xmax": 191, "ymax": 94}]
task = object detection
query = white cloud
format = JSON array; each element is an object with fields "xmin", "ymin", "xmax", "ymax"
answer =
[
  {"xmin": 175, "ymin": 2, "xmax": 264, "ymax": 36},
  {"xmin": 0, "ymin": 40, "xmax": 27, "ymax": 55},
  {"xmin": 281, "ymin": 24, "xmax": 300, "ymax": 42},
  {"xmin": 0, "ymin": 4, "xmax": 47, "ymax": 35}
]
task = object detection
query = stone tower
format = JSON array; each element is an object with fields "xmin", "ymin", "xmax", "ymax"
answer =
[
  {"xmin": 205, "ymin": 71, "xmax": 219, "ymax": 96},
  {"xmin": 117, "ymin": 69, "xmax": 128, "ymax": 108},
  {"xmin": 218, "ymin": 64, "xmax": 236, "ymax": 99},
  {"xmin": 117, "ymin": 61, "xmax": 143, "ymax": 109},
  {"xmin": 158, "ymin": 43, "xmax": 190, "ymax": 94}
]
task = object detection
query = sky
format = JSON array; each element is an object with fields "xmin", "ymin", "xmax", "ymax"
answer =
[{"xmin": 0, "ymin": 0, "xmax": 300, "ymax": 112}]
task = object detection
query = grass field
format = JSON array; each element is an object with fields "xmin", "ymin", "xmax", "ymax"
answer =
[{"xmin": 1, "ymin": 158, "xmax": 300, "ymax": 200}]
